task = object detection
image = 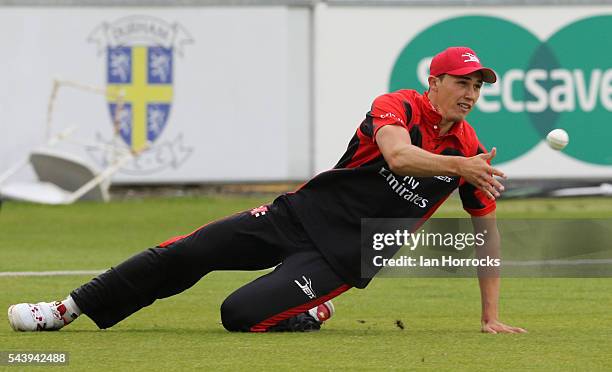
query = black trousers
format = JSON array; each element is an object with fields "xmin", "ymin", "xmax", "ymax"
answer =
[{"xmin": 70, "ymin": 198, "xmax": 350, "ymax": 332}]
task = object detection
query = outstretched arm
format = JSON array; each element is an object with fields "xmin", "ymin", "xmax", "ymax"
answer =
[
  {"xmin": 375, "ymin": 124, "xmax": 505, "ymax": 199},
  {"xmin": 471, "ymin": 211, "xmax": 527, "ymax": 334}
]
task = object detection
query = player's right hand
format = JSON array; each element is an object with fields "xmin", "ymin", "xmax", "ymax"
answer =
[{"xmin": 461, "ymin": 147, "xmax": 506, "ymax": 200}]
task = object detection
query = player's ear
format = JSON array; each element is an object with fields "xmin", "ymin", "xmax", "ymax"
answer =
[{"xmin": 428, "ymin": 75, "xmax": 439, "ymax": 92}]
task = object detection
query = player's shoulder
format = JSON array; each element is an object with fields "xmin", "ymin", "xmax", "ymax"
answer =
[
  {"xmin": 374, "ymin": 89, "xmax": 422, "ymax": 103},
  {"xmin": 371, "ymin": 89, "xmax": 425, "ymax": 117}
]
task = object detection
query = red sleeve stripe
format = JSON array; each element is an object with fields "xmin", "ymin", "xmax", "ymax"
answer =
[
  {"xmin": 464, "ymin": 202, "xmax": 496, "ymax": 217},
  {"xmin": 344, "ymin": 132, "xmax": 383, "ymax": 169}
]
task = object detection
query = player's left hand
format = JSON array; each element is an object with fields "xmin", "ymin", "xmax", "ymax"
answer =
[{"xmin": 481, "ymin": 319, "xmax": 527, "ymax": 334}]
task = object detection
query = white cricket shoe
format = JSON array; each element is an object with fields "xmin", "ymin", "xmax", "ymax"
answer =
[
  {"xmin": 308, "ymin": 300, "xmax": 335, "ymax": 323},
  {"xmin": 8, "ymin": 302, "xmax": 66, "ymax": 332}
]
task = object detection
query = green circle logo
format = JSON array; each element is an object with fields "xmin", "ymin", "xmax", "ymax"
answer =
[{"xmin": 390, "ymin": 15, "xmax": 612, "ymax": 165}]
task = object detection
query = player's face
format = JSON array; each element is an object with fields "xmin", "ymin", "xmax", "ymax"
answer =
[{"xmin": 430, "ymin": 71, "xmax": 483, "ymax": 123}]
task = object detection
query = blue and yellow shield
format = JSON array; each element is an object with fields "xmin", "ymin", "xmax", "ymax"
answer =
[{"xmin": 106, "ymin": 46, "xmax": 173, "ymax": 152}]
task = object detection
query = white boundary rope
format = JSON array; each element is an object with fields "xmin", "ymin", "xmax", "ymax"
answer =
[
  {"xmin": 0, "ymin": 260, "xmax": 611, "ymax": 277},
  {"xmin": 0, "ymin": 270, "xmax": 105, "ymax": 277}
]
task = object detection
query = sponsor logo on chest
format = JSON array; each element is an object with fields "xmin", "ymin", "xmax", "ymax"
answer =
[{"xmin": 378, "ymin": 167, "xmax": 458, "ymax": 208}]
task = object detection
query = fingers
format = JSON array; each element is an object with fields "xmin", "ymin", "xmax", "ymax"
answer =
[
  {"xmin": 480, "ymin": 183, "xmax": 497, "ymax": 200},
  {"xmin": 478, "ymin": 173, "xmax": 505, "ymax": 199},
  {"xmin": 489, "ymin": 176, "xmax": 505, "ymax": 192},
  {"xmin": 489, "ymin": 147, "xmax": 497, "ymax": 160},
  {"xmin": 486, "ymin": 174, "xmax": 505, "ymax": 193},
  {"xmin": 490, "ymin": 167, "xmax": 507, "ymax": 179},
  {"xmin": 466, "ymin": 149, "xmax": 507, "ymax": 198},
  {"xmin": 482, "ymin": 321, "xmax": 528, "ymax": 334},
  {"xmin": 479, "ymin": 148, "xmax": 508, "ymax": 179},
  {"xmin": 479, "ymin": 147, "xmax": 497, "ymax": 161},
  {"xmin": 481, "ymin": 188, "xmax": 495, "ymax": 200},
  {"xmin": 481, "ymin": 325, "xmax": 497, "ymax": 334},
  {"xmin": 500, "ymin": 326, "xmax": 519, "ymax": 334}
]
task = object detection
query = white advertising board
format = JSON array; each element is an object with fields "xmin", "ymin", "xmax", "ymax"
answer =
[{"xmin": 0, "ymin": 7, "xmax": 311, "ymax": 183}]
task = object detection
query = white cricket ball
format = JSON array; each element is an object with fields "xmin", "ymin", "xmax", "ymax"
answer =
[{"xmin": 546, "ymin": 129, "xmax": 569, "ymax": 150}]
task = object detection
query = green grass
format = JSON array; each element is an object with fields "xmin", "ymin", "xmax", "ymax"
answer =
[{"xmin": 1, "ymin": 196, "xmax": 611, "ymax": 371}]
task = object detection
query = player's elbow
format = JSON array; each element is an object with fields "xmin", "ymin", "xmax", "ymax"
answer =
[
  {"xmin": 386, "ymin": 151, "xmax": 408, "ymax": 175},
  {"xmin": 387, "ymin": 161, "xmax": 403, "ymax": 175}
]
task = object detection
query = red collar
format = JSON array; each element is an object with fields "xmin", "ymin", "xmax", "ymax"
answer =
[{"xmin": 422, "ymin": 91, "xmax": 465, "ymax": 138}]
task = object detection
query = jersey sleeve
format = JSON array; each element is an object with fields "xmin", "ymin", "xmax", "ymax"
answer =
[
  {"xmin": 369, "ymin": 93, "xmax": 413, "ymax": 141},
  {"xmin": 458, "ymin": 142, "xmax": 497, "ymax": 217}
]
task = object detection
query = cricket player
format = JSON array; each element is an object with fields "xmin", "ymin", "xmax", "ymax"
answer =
[{"xmin": 8, "ymin": 46, "xmax": 526, "ymax": 334}]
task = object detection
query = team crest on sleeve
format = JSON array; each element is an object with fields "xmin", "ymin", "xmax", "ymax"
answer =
[
  {"xmin": 88, "ymin": 16, "xmax": 194, "ymax": 174},
  {"xmin": 250, "ymin": 205, "xmax": 269, "ymax": 217}
]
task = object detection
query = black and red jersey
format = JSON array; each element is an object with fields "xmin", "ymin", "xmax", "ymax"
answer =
[{"xmin": 284, "ymin": 89, "xmax": 495, "ymax": 288}]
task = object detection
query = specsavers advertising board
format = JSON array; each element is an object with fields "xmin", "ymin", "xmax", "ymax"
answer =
[{"xmin": 314, "ymin": 4, "xmax": 612, "ymax": 178}]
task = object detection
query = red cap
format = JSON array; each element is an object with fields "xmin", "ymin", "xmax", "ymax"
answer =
[{"xmin": 430, "ymin": 46, "xmax": 497, "ymax": 83}]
